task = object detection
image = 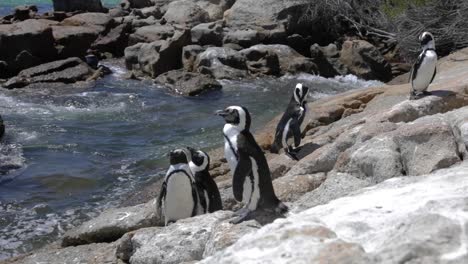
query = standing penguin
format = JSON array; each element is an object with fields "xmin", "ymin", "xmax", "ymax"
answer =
[
  {"xmin": 216, "ymin": 106, "xmax": 288, "ymax": 223},
  {"xmin": 409, "ymin": 31, "xmax": 437, "ymax": 99},
  {"xmin": 157, "ymin": 148, "xmax": 201, "ymax": 225},
  {"xmin": 271, "ymin": 83, "xmax": 309, "ymax": 160},
  {"xmin": 188, "ymin": 147, "xmax": 223, "ymax": 213}
]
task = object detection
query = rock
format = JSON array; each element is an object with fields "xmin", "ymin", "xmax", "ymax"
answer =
[
  {"xmin": 116, "ymin": 211, "xmax": 233, "ymax": 264},
  {"xmin": 239, "ymin": 46, "xmax": 280, "ymax": 76},
  {"xmin": 309, "ymin": 43, "xmax": 341, "ymax": 77},
  {"xmin": 61, "ymin": 12, "xmax": 113, "ymax": 33},
  {"xmin": 240, "ymin": 44, "xmax": 317, "ymax": 75},
  {"xmin": 0, "ymin": 19, "xmax": 57, "ymax": 77},
  {"xmin": 52, "ymin": 0, "xmax": 105, "ymax": 12},
  {"xmin": 191, "ymin": 21, "xmax": 224, "ymax": 46},
  {"xmin": 7, "ymin": 242, "xmax": 119, "ymax": 264},
  {"xmin": 202, "ymin": 220, "xmax": 261, "ymax": 258},
  {"xmin": 287, "ymin": 34, "xmax": 313, "ymax": 56},
  {"xmin": 339, "ymin": 40, "xmax": 393, "ymax": 82},
  {"xmin": 273, "ymin": 172, "xmax": 326, "ymax": 202},
  {"xmin": 182, "ymin": 45, "xmax": 205, "ymax": 71},
  {"xmin": 268, "ymin": 154, "xmax": 297, "ymax": 179},
  {"xmin": 52, "ymin": 25, "xmax": 100, "ymax": 58},
  {"xmin": 194, "ymin": 47, "xmax": 249, "ymax": 79},
  {"xmin": 223, "ymin": 29, "xmax": 261, "ymax": 48},
  {"xmin": 131, "ymin": 16, "xmax": 158, "ymax": 28},
  {"xmin": 62, "ymin": 199, "xmax": 161, "ymax": 247},
  {"xmin": 125, "ymin": 29, "xmax": 190, "ymax": 78},
  {"xmin": 0, "ymin": 115, "xmax": 4, "ymax": 139},
  {"xmin": 155, "ymin": 70, "xmax": 222, "ymax": 96},
  {"xmin": 2, "ymin": 57, "xmax": 95, "ymax": 89},
  {"xmin": 163, "ymin": 0, "xmax": 210, "ymax": 26},
  {"xmin": 91, "ymin": 22, "xmax": 132, "ymax": 56},
  {"xmin": 192, "ymin": 0, "xmax": 236, "ymax": 21},
  {"xmin": 139, "ymin": 6, "xmax": 164, "ymax": 19},
  {"xmin": 13, "ymin": 5, "xmax": 38, "ymax": 21},
  {"xmin": 126, "ymin": 0, "xmax": 153, "ymax": 8},
  {"xmin": 129, "ymin": 24, "xmax": 176, "ymax": 45}
]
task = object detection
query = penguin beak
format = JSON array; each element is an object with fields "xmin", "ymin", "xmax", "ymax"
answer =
[{"xmin": 215, "ymin": 109, "xmax": 228, "ymax": 117}]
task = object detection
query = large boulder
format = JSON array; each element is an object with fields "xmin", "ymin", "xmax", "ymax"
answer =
[
  {"xmin": 194, "ymin": 47, "xmax": 249, "ymax": 79},
  {"xmin": 62, "ymin": 199, "xmax": 161, "ymax": 247},
  {"xmin": 191, "ymin": 21, "xmax": 224, "ymax": 46},
  {"xmin": 128, "ymin": 24, "xmax": 176, "ymax": 45},
  {"xmin": 52, "ymin": 25, "xmax": 100, "ymax": 58},
  {"xmin": 61, "ymin": 12, "xmax": 113, "ymax": 32},
  {"xmin": 155, "ymin": 70, "xmax": 222, "ymax": 96},
  {"xmin": 2, "ymin": 57, "xmax": 95, "ymax": 89},
  {"xmin": 182, "ymin": 45, "xmax": 205, "ymax": 71},
  {"xmin": 163, "ymin": 0, "xmax": 210, "ymax": 26},
  {"xmin": 124, "ymin": 29, "xmax": 190, "ymax": 78},
  {"xmin": 193, "ymin": 0, "xmax": 236, "ymax": 21},
  {"xmin": 52, "ymin": 0, "xmax": 105, "ymax": 12},
  {"xmin": 91, "ymin": 22, "xmax": 132, "ymax": 56},
  {"xmin": 339, "ymin": 40, "xmax": 393, "ymax": 82},
  {"xmin": 125, "ymin": 0, "xmax": 153, "ymax": 8},
  {"xmin": 0, "ymin": 19, "xmax": 57, "ymax": 77}
]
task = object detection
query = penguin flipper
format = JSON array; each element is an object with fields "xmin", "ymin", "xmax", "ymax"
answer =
[
  {"xmin": 410, "ymin": 52, "xmax": 424, "ymax": 89},
  {"xmin": 232, "ymin": 152, "xmax": 252, "ymax": 202},
  {"xmin": 191, "ymin": 181, "xmax": 199, "ymax": 216},
  {"xmin": 290, "ymin": 118, "xmax": 301, "ymax": 148},
  {"xmin": 157, "ymin": 181, "xmax": 167, "ymax": 216},
  {"xmin": 430, "ymin": 67, "xmax": 437, "ymax": 84}
]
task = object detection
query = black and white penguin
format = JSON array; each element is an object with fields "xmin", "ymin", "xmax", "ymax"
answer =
[
  {"xmin": 216, "ymin": 106, "xmax": 288, "ymax": 223},
  {"xmin": 157, "ymin": 148, "xmax": 201, "ymax": 225},
  {"xmin": 409, "ymin": 31, "xmax": 437, "ymax": 99},
  {"xmin": 188, "ymin": 147, "xmax": 223, "ymax": 213},
  {"xmin": 271, "ymin": 83, "xmax": 309, "ymax": 160}
]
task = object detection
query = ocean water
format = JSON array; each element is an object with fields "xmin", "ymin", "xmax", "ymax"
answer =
[
  {"xmin": 0, "ymin": 0, "xmax": 120, "ymax": 16},
  {"xmin": 0, "ymin": 59, "xmax": 382, "ymax": 260}
]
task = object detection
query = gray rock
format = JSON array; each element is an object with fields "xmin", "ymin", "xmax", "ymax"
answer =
[
  {"xmin": 52, "ymin": 0, "xmax": 104, "ymax": 12},
  {"xmin": 52, "ymin": 25, "xmax": 100, "ymax": 58},
  {"xmin": 91, "ymin": 22, "xmax": 132, "ymax": 56},
  {"xmin": 3, "ymin": 57, "xmax": 95, "ymax": 89},
  {"xmin": 155, "ymin": 70, "xmax": 222, "ymax": 96},
  {"xmin": 194, "ymin": 47, "xmax": 249, "ymax": 79},
  {"xmin": 339, "ymin": 40, "xmax": 392, "ymax": 82},
  {"xmin": 139, "ymin": 6, "xmax": 164, "ymax": 19},
  {"xmin": 0, "ymin": 19, "xmax": 57, "ymax": 77},
  {"xmin": 131, "ymin": 16, "xmax": 158, "ymax": 28},
  {"xmin": 62, "ymin": 199, "xmax": 161, "ymax": 247},
  {"xmin": 192, "ymin": 0, "xmax": 236, "ymax": 21},
  {"xmin": 128, "ymin": 24, "xmax": 176, "ymax": 45},
  {"xmin": 13, "ymin": 5, "xmax": 38, "ymax": 21},
  {"xmin": 191, "ymin": 21, "xmax": 224, "ymax": 46},
  {"xmin": 182, "ymin": 45, "xmax": 205, "ymax": 71},
  {"xmin": 223, "ymin": 29, "xmax": 261, "ymax": 48},
  {"xmin": 116, "ymin": 211, "xmax": 233, "ymax": 264},
  {"xmin": 273, "ymin": 172, "xmax": 326, "ymax": 202},
  {"xmin": 126, "ymin": 0, "xmax": 153, "ymax": 8},
  {"xmin": 268, "ymin": 154, "xmax": 297, "ymax": 179},
  {"xmin": 163, "ymin": 0, "xmax": 210, "ymax": 26},
  {"xmin": 61, "ymin": 12, "xmax": 113, "ymax": 32},
  {"xmin": 240, "ymin": 46, "xmax": 280, "ymax": 76}
]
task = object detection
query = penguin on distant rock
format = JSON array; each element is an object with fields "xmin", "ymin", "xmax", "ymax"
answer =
[
  {"xmin": 157, "ymin": 148, "xmax": 201, "ymax": 225},
  {"xmin": 216, "ymin": 106, "xmax": 288, "ymax": 224},
  {"xmin": 187, "ymin": 147, "xmax": 223, "ymax": 213},
  {"xmin": 409, "ymin": 31, "xmax": 437, "ymax": 100},
  {"xmin": 271, "ymin": 83, "xmax": 309, "ymax": 160}
]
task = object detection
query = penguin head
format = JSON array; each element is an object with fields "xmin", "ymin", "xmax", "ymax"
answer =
[
  {"xmin": 419, "ymin": 32, "xmax": 435, "ymax": 50},
  {"xmin": 215, "ymin": 106, "xmax": 251, "ymax": 131},
  {"xmin": 169, "ymin": 148, "xmax": 191, "ymax": 165},
  {"xmin": 293, "ymin": 83, "xmax": 309, "ymax": 105},
  {"xmin": 187, "ymin": 147, "xmax": 210, "ymax": 172}
]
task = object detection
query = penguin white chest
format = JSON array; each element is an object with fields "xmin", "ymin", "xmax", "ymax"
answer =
[
  {"xmin": 223, "ymin": 124, "xmax": 240, "ymax": 173},
  {"xmin": 164, "ymin": 172, "xmax": 195, "ymax": 224},
  {"xmin": 413, "ymin": 50, "xmax": 437, "ymax": 92}
]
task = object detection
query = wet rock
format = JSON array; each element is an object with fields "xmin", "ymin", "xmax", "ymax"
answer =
[
  {"xmin": 2, "ymin": 57, "xmax": 95, "ymax": 89},
  {"xmin": 52, "ymin": 0, "xmax": 105, "ymax": 12},
  {"xmin": 163, "ymin": 0, "xmax": 210, "ymax": 26},
  {"xmin": 191, "ymin": 21, "xmax": 224, "ymax": 46},
  {"xmin": 62, "ymin": 199, "xmax": 161, "ymax": 247},
  {"xmin": 91, "ymin": 22, "xmax": 132, "ymax": 56},
  {"xmin": 194, "ymin": 47, "xmax": 249, "ymax": 79},
  {"xmin": 125, "ymin": 29, "xmax": 190, "ymax": 78},
  {"xmin": 129, "ymin": 24, "xmax": 176, "ymax": 45},
  {"xmin": 155, "ymin": 70, "xmax": 222, "ymax": 96},
  {"xmin": 52, "ymin": 25, "xmax": 100, "ymax": 58},
  {"xmin": 339, "ymin": 40, "xmax": 393, "ymax": 82},
  {"xmin": 203, "ymin": 220, "xmax": 261, "ymax": 258},
  {"xmin": 273, "ymin": 172, "xmax": 326, "ymax": 202},
  {"xmin": 240, "ymin": 44, "xmax": 317, "ymax": 75},
  {"xmin": 0, "ymin": 19, "xmax": 57, "ymax": 77},
  {"xmin": 116, "ymin": 211, "xmax": 233, "ymax": 264},
  {"xmin": 182, "ymin": 45, "xmax": 205, "ymax": 71},
  {"xmin": 7, "ymin": 242, "xmax": 119, "ymax": 264}
]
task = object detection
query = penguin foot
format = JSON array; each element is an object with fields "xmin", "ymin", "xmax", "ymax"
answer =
[
  {"xmin": 232, "ymin": 207, "xmax": 249, "ymax": 217},
  {"xmin": 422, "ymin": 91, "xmax": 432, "ymax": 96},
  {"xmin": 230, "ymin": 209, "xmax": 253, "ymax": 224},
  {"xmin": 285, "ymin": 151, "xmax": 299, "ymax": 161}
]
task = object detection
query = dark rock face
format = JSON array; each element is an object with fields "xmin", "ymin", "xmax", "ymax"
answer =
[
  {"xmin": 194, "ymin": 47, "xmax": 249, "ymax": 79},
  {"xmin": 52, "ymin": 25, "xmax": 100, "ymax": 58},
  {"xmin": 13, "ymin": 5, "xmax": 38, "ymax": 21},
  {"xmin": 191, "ymin": 21, "xmax": 224, "ymax": 46},
  {"xmin": 2, "ymin": 57, "xmax": 95, "ymax": 89},
  {"xmin": 91, "ymin": 22, "xmax": 132, "ymax": 56},
  {"xmin": 0, "ymin": 20, "xmax": 57, "ymax": 78},
  {"xmin": 125, "ymin": 29, "xmax": 190, "ymax": 78},
  {"xmin": 155, "ymin": 69, "xmax": 222, "ymax": 96},
  {"xmin": 126, "ymin": 0, "xmax": 153, "ymax": 8},
  {"xmin": 339, "ymin": 40, "xmax": 393, "ymax": 82},
  {"xmin": 0, "ymin": 115, "xmax": 4, "ymax": 139},
  {"xmin": 52, "ymin": 0, "xmax": 104, "ymax": 12},
  {"xmin": 182, "ymin": 45, "xmax": 205, "ymax": 71}
]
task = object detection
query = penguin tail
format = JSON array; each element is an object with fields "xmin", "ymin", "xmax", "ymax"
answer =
[
  {"xmin": 275, "ymin": 201, "xmax": 289, "ymax": 215},
  {"xmin": 270, "ymin": 142, "xmax": 280, "ymax": 154}
]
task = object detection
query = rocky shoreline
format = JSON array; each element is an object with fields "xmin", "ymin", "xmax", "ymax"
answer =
[{"xmin": 2, "ymin": 44, "xmax": 468, "ymax": 264}]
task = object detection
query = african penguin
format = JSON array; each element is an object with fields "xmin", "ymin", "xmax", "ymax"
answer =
[
  {"xmin": 409, "ymin": 31, "xmax": 437, "ymax": 99},
  {"xmin": 157, "ymin": 148, "xmax": 201, "ymax": 225},
  {"xmin": 216, "ymin": 106, "xmax": 288, "ymax": 223},
  {"xmin": 271, "ymin": 83, "xmax": 309, "ymax": 160},
  {"xmin": 188, "ymin": 147, "xmax": 223, "ymax": 213}
]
